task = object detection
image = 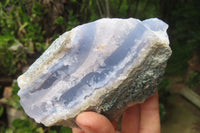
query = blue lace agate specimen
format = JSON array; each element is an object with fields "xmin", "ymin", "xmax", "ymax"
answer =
[{"xmin": 17, "ymin": 18, "xmax": 171, "ymax": 127}]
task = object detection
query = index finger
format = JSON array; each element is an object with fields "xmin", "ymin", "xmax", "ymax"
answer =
[{"xmin": 140, "ymin": 91, "xmax": 160, "ymax": 133}]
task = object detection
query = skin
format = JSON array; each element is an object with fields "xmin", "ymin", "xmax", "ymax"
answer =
[{"xmin": 72, "ymin": 92, "xmax": 160, "ymax": 133}]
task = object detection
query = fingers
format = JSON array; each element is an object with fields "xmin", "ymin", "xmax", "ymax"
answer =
[
  {"xmin": 73, "ymin": 111, "xmax": 116, "ymax": 133},
  {"xmin": 73, "ymin": 92, "xmax": 160, "ymax": 133},
  {"xmin": 121, "ymin": 104, "xmax": 140, "ymax": 133},
  {"xmin": 140, "ymin": 91, "xmax": 160, "ymax": 133}
]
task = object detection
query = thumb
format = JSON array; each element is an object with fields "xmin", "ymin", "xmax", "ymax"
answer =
[{"xmin": 75, "ymin": 112, "xmax": 116, "ymax": 133}]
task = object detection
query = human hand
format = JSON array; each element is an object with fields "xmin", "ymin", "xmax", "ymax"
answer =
[{"xmin": 72, "ymin": 91, "xmax": 160, "ymax": 133}]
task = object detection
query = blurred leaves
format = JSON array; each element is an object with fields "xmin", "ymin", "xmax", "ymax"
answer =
[
  {"xmin": 60, "ymin": 126, "xmax": 72, "ymax": 133},
  {"xmin": 0, "ymin": 0, "xmax": 46, "ymax": 76},
  {"xmin": 187, "ymin": 72, "xmax": 200, "ymax": 88},
  {"xmin": 7, "ymin": 81, "xmax": 21, "ymax": 109},
  {"xmin": 158, "ymin": 78, "xmax": 171, "ymax": 122},
  {"xmin": 159, "ymin": 103, "xmax": 166, "ymax": 122},
  {"xmin": 12, "ymin": 119, "xmax": 44, "ymax": 133},
  {"xmin": 55, "ymin": 16, "xmax": 64, "ymax": 26},
  {"xmin": 0, "ymin": 35, "xmax": 27, "ymax": 75},
  {"xmin": 166, "ymin": 0, "xmax": 200, "ymax": 75},
  {"xmin": 0, "ymin": 106, "xmax": 4, "ymax": 117}
]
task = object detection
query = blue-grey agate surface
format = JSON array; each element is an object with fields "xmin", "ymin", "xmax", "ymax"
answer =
[{"xmin": 17, "ymin": 18, "xmax": 171, "ymax": 127}]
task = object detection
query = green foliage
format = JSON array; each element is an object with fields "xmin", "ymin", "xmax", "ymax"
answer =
[
  {"xmin": 12, "ymin": 119, "xmax": 44, "ymax": 133},
  {"xmin": 0, "ymin": 5, "xmax": 27, "ymax": 75},
  {"xmin": 187, "ymin": 72, "xmax": 200, "ymax": 88},
  {"xmin": 65, "ymin": 11, "xmax": 80, "ymax": 31},
  {"xmin": 0, "ymin": 0, "xmax": 47, "ymax": 76},
  {"xmin": 7, "ymin": 81, "xmax": 21, "ymax": 109},
  {"xmin": 0, "ymin": 35, "xmax": 26, "ymax": 75},
  {"xmin": 166, "ymin": 0, "xmax": 200, "ymax": 75},
  {"xmin": 86, "ymin": 0, "xmax": 160, "ymax": 19},
  {"xmin": 0, "ymin": 106, "xmax": 4, "ymax": 117},
  {"xmin": 119, "ymin": 0, "xmax": 128, "ymax": 17},
  {"xmin": 9, "ymin": 119, "xmax": 72, "ymax": 133},
  {"xmin": 158, "ymin": 78, "xmax": 171, "ymax": 122},
  {"xmin": 159, "ymin": 103, "xmax": 166, "ymax": 122},
  {"xmin": 0, "ymin": 128, "xmax": 13, "ymax": 133},
  {"xmin": 32, "ymin": 0, "xmax": 44, "ymax": 17},
  {"xmin": 55, "ymin": 16, "xmax": 64, "ymax": 26},
  {"xmin": 60, "ymin": 126, "xmax": 72, "ymax": 133},
  {"xmin": 159, "ymin": 78, "xmax": 171, "ymax": 98}
]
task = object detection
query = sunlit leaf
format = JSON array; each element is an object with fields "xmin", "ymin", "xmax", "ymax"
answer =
[{"xmin": 60, "ymin": 126, "xmax": 72, "ymax": 133}]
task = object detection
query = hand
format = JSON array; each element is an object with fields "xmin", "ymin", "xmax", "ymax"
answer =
[{"xmin": 72, "ymin": 92, "xmax": 160, "ymax": 133}]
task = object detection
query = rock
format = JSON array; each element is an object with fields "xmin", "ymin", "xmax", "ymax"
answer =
[{"xmin": 17, "ymin": 18, "xmax": 172, "ymax": 127}]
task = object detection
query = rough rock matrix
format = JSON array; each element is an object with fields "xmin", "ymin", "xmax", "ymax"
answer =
[{"xmin": 17, "ymin": 18, "xmax": 172, "ymax": 127}]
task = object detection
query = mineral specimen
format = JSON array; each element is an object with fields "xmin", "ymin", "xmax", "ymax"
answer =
[{"xmin": 17, "ymin": 18, "xmax": 172, "ymax": 127}]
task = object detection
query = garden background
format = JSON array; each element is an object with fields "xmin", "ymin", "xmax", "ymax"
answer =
[{"xmin": 0, "ymin": 0, "xmax": 200, "ymax": 133}]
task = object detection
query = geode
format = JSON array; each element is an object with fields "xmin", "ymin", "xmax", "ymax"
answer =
[{"xmin": 17, "ymin": 18, "xmax": 172, "ymax": 127}]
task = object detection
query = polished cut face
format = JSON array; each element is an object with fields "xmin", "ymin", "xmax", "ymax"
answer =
[{"xmin": 17, "ymin": 18, "xmax": 171, "ymax": 127}]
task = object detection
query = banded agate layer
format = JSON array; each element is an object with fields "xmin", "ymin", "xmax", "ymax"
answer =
[{"xmin": 17, "ymin": 18, "xmax": 171, "ymax": 127}]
